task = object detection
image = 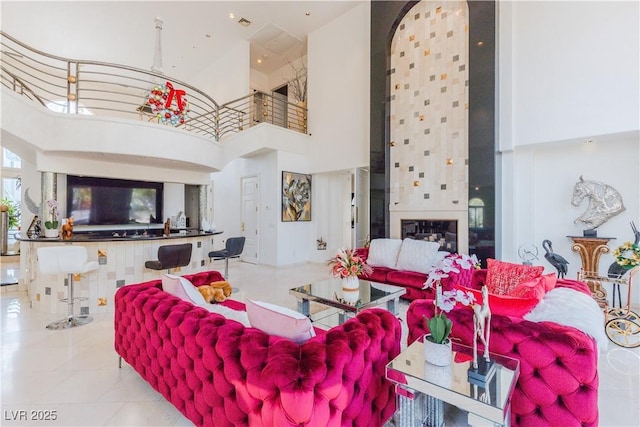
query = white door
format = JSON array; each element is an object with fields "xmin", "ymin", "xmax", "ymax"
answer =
[{"xmin": 241, "ymin": 176, "xmax": 259, "ymax": 264}]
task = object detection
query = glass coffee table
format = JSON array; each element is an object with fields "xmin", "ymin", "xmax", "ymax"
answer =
[
  {"xmin": 386, "ymin": 335, "xmax": 519, "ymax": 427},
  {"xmin": 289, "ymin": 277, "xmax": 405, "ymax": 327}
]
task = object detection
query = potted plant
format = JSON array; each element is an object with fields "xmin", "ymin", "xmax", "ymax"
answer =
[
  {"xmin": 422, "ymin": 254, "xmax": 478, "ymax": 365},
  {"xmin": 44, "ymin": 199, "xmax": 59, "ymax": 238},
  {"xmin": 0, "ymin": 198, "xmax": 21, "ymax": 229},
  {"xmin": 286, "ymin": 58, "xmax": 307, "ymax": 105}
]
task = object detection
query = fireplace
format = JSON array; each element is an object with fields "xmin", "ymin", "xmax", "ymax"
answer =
[{"xmin": 401, "ymin": 219, "xmax": 458, "ymax": 252}]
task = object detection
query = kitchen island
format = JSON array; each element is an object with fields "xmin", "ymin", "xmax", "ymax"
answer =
[{"xmin": 16, "ymin": 230, "xmax": 223, "ymax": 315}]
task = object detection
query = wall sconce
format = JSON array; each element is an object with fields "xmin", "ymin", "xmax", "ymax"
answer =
[
  {"xmin": 413, "ymin": 181, "xmax": 420, "ymax": 187},
  {"xmin": 446, "ymin": 158, "xmax": 453, "ymax": 165},
  {"xmin": 390, "ymin": 141, "xmax": 396, "ymax": 147}
]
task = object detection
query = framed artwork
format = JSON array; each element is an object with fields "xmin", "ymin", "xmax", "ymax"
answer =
[{"xmin": 282, "ymin": 171, "xmax": 311, "ymax": 222}]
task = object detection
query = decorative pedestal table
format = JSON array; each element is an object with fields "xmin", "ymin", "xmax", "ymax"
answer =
[{"xmin": 568, "ymin": 235, "xmax": 615, "ymax": 308}]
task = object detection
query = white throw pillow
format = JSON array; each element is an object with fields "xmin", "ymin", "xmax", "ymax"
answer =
[
  {"xmin": 162, "ymin": 274, "xmax": 206, "ymax": 305},
  {"xmin": 367, "ymin": 238, "xmax": 403, "ymax": 269},
  {"xmin": 395, "ymin": 238, "xmax": 441, "ymax": 274},
  {"xmin": 246, "ymin": 300, "xmax": 315, "ymax": 344},
  {"xmin": 201, "ymin": 303, "xmax": 251, "ymax": 327}
]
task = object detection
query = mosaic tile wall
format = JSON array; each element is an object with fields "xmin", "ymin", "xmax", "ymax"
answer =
[{"xmin": 390, "ymin": 1, "xmax": 469, "ymax": 211}]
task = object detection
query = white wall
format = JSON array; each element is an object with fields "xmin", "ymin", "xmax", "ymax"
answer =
[
  {"xmin": 499, "ymin": 1, "xmax": 640, "ymax": 307},
  {"xmin": 190, "ymin": 41, "xmax": 251, "ymax": 104},
  {"xmin": 500, "ymin": 1, "xmax": 639, "ymax": 148},
  {"xmin": 306, "ymin": 2, "xmax": 371, "ymax": 173}
]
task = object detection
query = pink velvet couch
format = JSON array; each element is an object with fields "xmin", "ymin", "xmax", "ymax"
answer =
[
  {"xmin": 356, "ymin": 247, "xmax": 474, "ymax": 301},
  {"xmin": 114, "ymin": 271, "xmax": 402, "ymax": 427},
  {"xmin": 406, "ymin": 272, "xmax": 599, "ymax": 427}
]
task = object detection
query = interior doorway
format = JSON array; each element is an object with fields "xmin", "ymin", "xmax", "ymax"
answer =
[
  {"xmin": 184, "ymin": 185, "xmax": 200, "ymax": 230},
  {"xmin": 272, "ymin": 84, "xmax": 288, "ymax": 128}
]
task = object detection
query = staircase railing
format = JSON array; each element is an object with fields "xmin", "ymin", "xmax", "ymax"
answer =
[{"xmin": 0, "ymin": 31, "xmax": 308, "ymax": 141}]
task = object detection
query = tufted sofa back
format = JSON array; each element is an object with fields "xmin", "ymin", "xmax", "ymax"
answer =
[
  {"xmin": 114, "ymin": 273, "xmax": 401, "ymax": 427},
  {"xmin": 406, "ymin": 295, "xmax": 598, "ymax": 427}
]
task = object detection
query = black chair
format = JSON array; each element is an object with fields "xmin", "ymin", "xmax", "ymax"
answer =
[
  {"xmin": 208, "ymin": 237, "xmax": 245, "ymax": 279},
  {"xmin": 145, "ymin": 243, "xmax": 192, "ymax": 273}
]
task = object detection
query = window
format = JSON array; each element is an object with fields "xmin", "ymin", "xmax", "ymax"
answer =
[
  {"xmin": 469, "ymin": 197, "xmax": 484, "ymax": 228},
  {"xmin": 1, "ymin": 148, "xmax": 22, "ymax": 231}
]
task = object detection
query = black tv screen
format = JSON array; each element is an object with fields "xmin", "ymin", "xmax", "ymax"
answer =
[{"xmin": 66, "ymin": 175, "xmax": 163, "ymax": 225}]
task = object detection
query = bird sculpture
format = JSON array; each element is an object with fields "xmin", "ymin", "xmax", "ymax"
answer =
[{"xmin": 542, "ymin": 239, "xmax": 569, "ymax": 278}]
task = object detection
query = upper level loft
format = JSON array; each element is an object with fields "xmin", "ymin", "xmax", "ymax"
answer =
[{"xmin": 0, "ymin": 31, "xmax": 309, "ymax": 181}]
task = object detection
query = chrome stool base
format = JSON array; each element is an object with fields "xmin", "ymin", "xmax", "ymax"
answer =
[{"xmin": 46, "ymin": 315, "xmax": 93, "ymax": 330}]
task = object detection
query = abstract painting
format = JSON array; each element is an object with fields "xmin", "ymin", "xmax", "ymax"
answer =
[{"xmin": 282, "ymin": 171, "xmax": 311, "ymax": 222}]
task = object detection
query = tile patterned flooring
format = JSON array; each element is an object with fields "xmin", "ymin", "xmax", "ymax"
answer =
[{"xmin": 1, "ymin": 259, "xmax": 639, "ymax": 426}]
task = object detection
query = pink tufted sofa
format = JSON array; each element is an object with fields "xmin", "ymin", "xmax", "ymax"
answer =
[
  {"xmin": 114, "ymin": 271, "xmax": 402, "ymax": 427},
  {"xmin": 406, "ymin": 276, "xmax": 599, "ymax": 427},
  {"xmin": 356, "ymin": 246, "xmax": 474, "ymax": 301}
]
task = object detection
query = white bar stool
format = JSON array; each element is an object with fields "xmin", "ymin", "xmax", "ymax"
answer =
[{"xmin": 37, "ymin": 245, "xmax": 99, "ymax": 330}]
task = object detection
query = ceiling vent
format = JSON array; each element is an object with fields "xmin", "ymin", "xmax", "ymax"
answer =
[
  {"xmin": 249, "ymin": 23, "xmax": 302, "ymax": 55},
  {"xmin": 238, "ymin": 18, "xmax": 251, "ymax": 27}
]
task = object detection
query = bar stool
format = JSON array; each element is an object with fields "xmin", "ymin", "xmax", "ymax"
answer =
[
  {"xmin": 208, "ymin": 237, "xmax": 245, "ymax": 279},
  {"xmin": 145, "ymin": 243, "xmax": 192, "ymax": 273},
  {"xmin": 37, "ymin": 245, "xmax": 99, "ymax": 330}
]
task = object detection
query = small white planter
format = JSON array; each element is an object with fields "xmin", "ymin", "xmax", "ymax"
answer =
[
  {"xmin": 423, "ymin": 335, "xmax": 452, "ymax": 366},
  {"xmin": 44, "ymin": 228, "xmax": 59, "ymax": 238}
]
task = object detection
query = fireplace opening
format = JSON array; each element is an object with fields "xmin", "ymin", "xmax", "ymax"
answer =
[{"xmin": 401, "ymin": 219, "xmax": 457, "ymax": 252}]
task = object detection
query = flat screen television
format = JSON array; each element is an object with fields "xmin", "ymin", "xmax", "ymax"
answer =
[{"xmin": 66, "ymin": 175, "xmax": 163, "ymax": 226}]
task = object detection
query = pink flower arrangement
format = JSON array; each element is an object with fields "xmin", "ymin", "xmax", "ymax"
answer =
[
  {"xmin": 329, "ymin": 248, "xmax": 373, "ymax": 278},
  {"xmin": 423, "ymin": 253, "xmax": 480, "ymax": 289}
]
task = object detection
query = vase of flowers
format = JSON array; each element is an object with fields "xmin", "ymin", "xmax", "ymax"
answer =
[
  {"xmin": 329, "ymin": 248, "xmax": 372, "ymax": 290},
  {"xmin": 44, "ymin": 199, "xmax": 59, "ymax": 238}
]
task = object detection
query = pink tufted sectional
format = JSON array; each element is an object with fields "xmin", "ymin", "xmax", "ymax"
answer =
[
  {"xmin": 406, "ymin": 272, "xmax": 599, "ymax": 427},
  {"xmin": 114, "ymin": 271, "xmax": 402, "ymax": 427},
  {"xmin": 355, "ymin": 246, "xmax": 475, "ymax": 301}
]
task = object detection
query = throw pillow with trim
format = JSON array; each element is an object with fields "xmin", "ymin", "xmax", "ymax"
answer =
[
  {"xmin": 162, "ymin": 274, "xmax": 207, "ymax": 305},
  {"xmin": 485, "ymin": 259, "xmax": 544, "ymax": 296},
  {"xmin": 366, "ymin": 238, "xmax": 403, "ymax": 269},
  {"xmin": 395, "ymin": 238, "xmax": 441, "ymax": 274},
  {"xmin": 246, "ymin": 300, "xmax": 316, "ymax": 344}
]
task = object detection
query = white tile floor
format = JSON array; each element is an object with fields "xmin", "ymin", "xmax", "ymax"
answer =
[{"xmin": 1, "ymin": 259, "xmax": 639, "ymax": 426}]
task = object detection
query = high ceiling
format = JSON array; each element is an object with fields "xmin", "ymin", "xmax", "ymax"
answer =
[{"xmin": 1, "ymin": 1, "xmax": 362, "ymax": 82}]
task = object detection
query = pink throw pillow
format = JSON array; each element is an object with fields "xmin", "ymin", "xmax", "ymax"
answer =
[
  {"xmin": 455, "ymin": 284, "xmax": 540, "ymax": 318},
  {"xmin": 246, "ymin": 300, "xmax": 315, "ymax": 344},
  {"xmin": 510, "ymin": 273, "xmax": 557, "ymax": 300},
  {"xmin": 485, "ymin": 259, "xmax": 544, "ymax": 296}
]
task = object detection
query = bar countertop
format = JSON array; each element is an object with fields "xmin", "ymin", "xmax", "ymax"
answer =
[{"xmin": 16, "ymin": 229, "xmax": 223, "ymax": 243}]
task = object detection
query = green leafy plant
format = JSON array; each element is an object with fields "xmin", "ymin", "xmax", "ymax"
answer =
[{"xmin": 1, "ymin": 198, "xmax": 21, "ymax": 229}]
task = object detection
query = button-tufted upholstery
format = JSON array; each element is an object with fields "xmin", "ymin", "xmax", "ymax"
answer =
[
  {"xmin": 406, "ymin": 279, "xmax": 599, "ymax": 427},
  {"xmin": 115, "ymin": 271, "xmax": 402, "ymax": 427}
]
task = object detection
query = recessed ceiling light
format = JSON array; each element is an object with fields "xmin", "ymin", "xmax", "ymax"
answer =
[
  {"xmin": 205, "ymin": 33, "xmax": 211, "ymax": 38},
  {"xmin": 257, "ymin": 59, "xmax": 262, "ymax": 64},
  {"xmin": 229, "ymin": 13, "xmax": 234, "ymax": 19},
  {"xmin": 477, "ymin": 41, "xmax": 484, "ymax": 46},
  {"xmin": 305, "ymin": 12, "xmax": 310, "ymax": 16}
]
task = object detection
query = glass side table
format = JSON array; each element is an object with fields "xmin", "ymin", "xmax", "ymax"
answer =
[{"xmin": 386, "ymin": 335, "xmax": 519, "ymax": 427}]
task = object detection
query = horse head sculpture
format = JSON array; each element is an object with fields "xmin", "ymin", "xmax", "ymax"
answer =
[{"xmin": 571, "ymin": 176, "xmax": 625, "ymax": 230}]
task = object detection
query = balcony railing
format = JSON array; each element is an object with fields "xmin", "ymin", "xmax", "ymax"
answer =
[{"xmin": 0, "ymin": 31, "xmax": 307, "ymax": 141}]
